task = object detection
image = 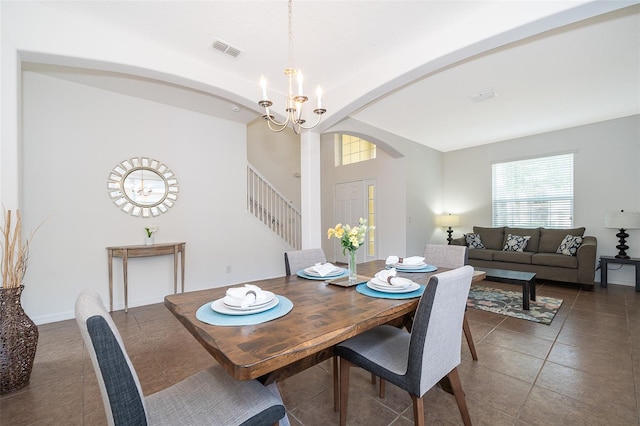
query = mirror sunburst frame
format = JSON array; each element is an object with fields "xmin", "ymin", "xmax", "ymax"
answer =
[{"xmin": 107, "ymin": 157, "xmax": 179, "ymax": 217}]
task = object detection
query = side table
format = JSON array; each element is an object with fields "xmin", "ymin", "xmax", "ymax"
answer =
[
  {"xmin": 107, "ymin": 242, "xmax": 186, "ymax": 312},
  {"xmin": 600, "ymin": 256, "xmax": 640, "ymax": 292}
]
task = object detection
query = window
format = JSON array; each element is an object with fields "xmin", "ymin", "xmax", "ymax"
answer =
[
  {"xmin": 341, "ymin": 134, "xmax": 376, "ymax": 165},
  {"xmin": 492, "ymin": 153, "xmax": 574, "ymax": 228},
  {"xmin": 367, "ymin": 183, "xmax": 376, "ymax": 257}
]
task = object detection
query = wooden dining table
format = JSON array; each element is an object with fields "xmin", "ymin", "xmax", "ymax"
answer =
[{"xmin": 164, "ymin": 260, "xmax": 485, "ymax": 385}]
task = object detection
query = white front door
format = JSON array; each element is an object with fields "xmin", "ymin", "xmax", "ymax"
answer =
[{"xmin": 333, "ymin": 181, "xmax": 365, "ymax": 263}]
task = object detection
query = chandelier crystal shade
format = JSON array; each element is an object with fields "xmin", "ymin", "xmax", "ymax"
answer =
[{"xmin": 258, "ymin": 0, "xmax": 325, "ymax": 134}]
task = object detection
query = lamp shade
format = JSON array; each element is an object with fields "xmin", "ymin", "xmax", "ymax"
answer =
[
  {"xmin": 439, "ymin": 214, "xmax": 460, "ymax": 227},
  {"xmin": 604, "ymin": 210, "xmax": 640, "ymax": 229}
]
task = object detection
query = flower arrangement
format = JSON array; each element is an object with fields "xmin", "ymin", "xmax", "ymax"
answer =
[
  {"xmin": 145, "ymin": 224, "xmax": 158, "ymax": 238},
  {"xmin": 1, "ymin": 209, "xmax": 39, "ymax": 289},
  {"xmin": 327, "ymin": 218, "xmax": 375, "ymax": 255}
]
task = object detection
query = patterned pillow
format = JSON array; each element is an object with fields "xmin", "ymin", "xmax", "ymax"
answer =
[
  {"xmin": 465, "ymin": 233, "xmax": 485, "ymax": 249},
  {"xmin": 503, "ymin": 234, "xmax": 531, "ymax": 252},
  {"xmin": 557, "ymin": 235, "xmax": 583, "ymax": 256}
]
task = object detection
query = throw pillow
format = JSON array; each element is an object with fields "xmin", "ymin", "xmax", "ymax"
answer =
[
  {"xmin": 503, "ymin": 234, "xmax": 531, "ymax": 252},
  {"xmin": 557, "ymin": 235, "xmax": 583, "ymax": 256},
  {"xmin": 465, "ymin": 233, "xmax": 485, "ymax": 249}
]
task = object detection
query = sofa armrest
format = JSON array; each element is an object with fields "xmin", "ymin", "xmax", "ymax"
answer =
[
  {"xmin": 576, "ymin": 236, "xmax": 597, "ymax": 286},
  {"xmin": 451, "ymin": 236, "xmax": 466, "ymax": 246}
]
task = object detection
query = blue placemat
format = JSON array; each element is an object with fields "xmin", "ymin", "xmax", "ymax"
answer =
[
  {"xmin": 385, "ymin": 264, "xmax": 437, "ymax": 273},
  {"xmin": 356, "ymin": 283, "xmax": 426, "ymax": 299},
  {"xmin": 296, "ymin": 269, "xmax": 349, "ymax": 280},
  {"xmin": 196, "ymin": 296, "xmax": 293, "ymax": 326}
]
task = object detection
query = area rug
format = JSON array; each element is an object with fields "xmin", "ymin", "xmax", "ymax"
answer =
[{"xmin": 467, "ymin": 285, "xmax": 563, "ymax": 325}]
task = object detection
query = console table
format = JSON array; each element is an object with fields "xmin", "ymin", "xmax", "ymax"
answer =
[
  {"xmin": 600, "ymin": 255, "xmax": 640, "ymax": 292},
  {"xmin": 107, "ymin": 242, "xmax": 186, "ymax": 312}
]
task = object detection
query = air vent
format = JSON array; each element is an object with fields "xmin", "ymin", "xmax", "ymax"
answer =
[
  {"xmin": 469, "ymin": 88, "xmax": 497, "ymax": 103},
  {"xmin": 211, "ymin": 39, "xmax": 243, "ymax": 59}
]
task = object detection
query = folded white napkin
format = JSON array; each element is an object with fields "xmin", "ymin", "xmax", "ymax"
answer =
[
  {"xmin": 225, "ymin": 284, "xmax": 267, "ymax": 308},
  {"xmin": 385, "ymin": 255, "xmax": 425, "ymax": 265},
  {"xmin": 309, "ymin": 262, "xmax": 339, "ymax": 277},
  {"xmin": 373, "ymin": 268, "xmax": 413, "ymax": 288}
]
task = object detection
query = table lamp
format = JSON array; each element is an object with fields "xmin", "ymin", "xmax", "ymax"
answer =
[
  {"xmin": 439, "ymin": 214, "xmax": 460, "ymax": 245},
  {"xmin": 604, "ymin": 209, "xmax": 640, "ymax": 259}
]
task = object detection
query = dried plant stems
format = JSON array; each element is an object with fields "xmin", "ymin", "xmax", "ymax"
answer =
[{"xmin": 1, "ymin": 209, "xmax": 33, "ymax": 289}]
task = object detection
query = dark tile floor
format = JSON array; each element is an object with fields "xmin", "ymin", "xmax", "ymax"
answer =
[{"xmin": 1, "ymin": 280, "xmax": 639, "ymax": 425}]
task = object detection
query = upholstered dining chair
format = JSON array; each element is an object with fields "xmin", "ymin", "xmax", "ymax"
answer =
[
  {"xmin": 283, "ymin": 248, "xmax": 376, "ymax": 411},
  {"xmin": 423, "ymin": 244, "xmax": 478, "ymax": 361},
  {"xmin": 336, "ymin": 266, "xmax": 474, "ymax": 426},
  {"xmin": 75, "ymin": 290, "xmax": 286, "ymax": 426},
  {"xmin": 284, "ymin": 248, "xmax": 327, "ymax": 276}
]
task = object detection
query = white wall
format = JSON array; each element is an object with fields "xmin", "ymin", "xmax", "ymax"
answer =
[
  {"xmin": 321, "ymin": 119, "xmax": 446, "ymax": 261},
  {"xmin": 247, "ymin": 119, "xmax": 301, "ymax": 209},
  {"xmin": 444, "ymin": 115, "xmax": 640, "ymax": 286},
  {"xmin": 21, "ymin": 71, "xmax": 289, "ymax": 324}
]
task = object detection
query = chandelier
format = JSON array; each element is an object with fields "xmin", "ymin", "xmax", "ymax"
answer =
[{"xmin": 258, "ymin": 0, "xmax": 326, "ymax": 134}]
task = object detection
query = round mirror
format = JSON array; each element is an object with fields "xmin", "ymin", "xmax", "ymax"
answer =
[{"xmin": 107, "ymin": 157, "xmax": 179, "ymax": 217}]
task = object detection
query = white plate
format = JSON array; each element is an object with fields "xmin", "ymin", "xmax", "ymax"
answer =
[
  {"xmin": 367, "ymin": 279, "xmax": 420, "ymax": 293},
  {"xmin": 390, "ymin": 262, "xmax": 427, "ymax": 269},
  {"xmin": 303, "ymin": 266, "xmax": 343, "ymax": 277},
  {"xmin": 222, "ymin": 291, "xmax": 275, "ymax": 308},
  {"xmin": 212, "ymin": 297, "xmax": 280, "ymax": 315}
]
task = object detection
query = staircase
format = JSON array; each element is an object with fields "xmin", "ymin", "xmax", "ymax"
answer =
[{"xmin": 247, "ymin": 164, "xmax": 301, "ymax": 249}]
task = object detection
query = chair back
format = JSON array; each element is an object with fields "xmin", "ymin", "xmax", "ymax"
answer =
[
  {"xmin": 406, "ymin": 265, "xmax": 473, "ymax": 396},
  {"xmin": 284, "ymin": 248, "xmax": 327, "ymax": 275},
  {"xmin": 75, "ymin": 290, "xmax": 148, "ymax": 426},
  {"xmin": 424, "ymin": 244, "xmax": 468, "ymax": 269}
]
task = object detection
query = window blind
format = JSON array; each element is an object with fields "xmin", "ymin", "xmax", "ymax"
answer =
[{"xmin": 492, "ymin": 153, "xmax": 574, "ymax": 228}]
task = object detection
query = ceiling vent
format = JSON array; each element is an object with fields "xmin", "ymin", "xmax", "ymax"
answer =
[
  {"xmin": 211, "ymin": 39, "xmax": 243, "ymax": 59},
  {"xmin": 469, "ymin": 88, "xmax": 497, "ymax": 103}
]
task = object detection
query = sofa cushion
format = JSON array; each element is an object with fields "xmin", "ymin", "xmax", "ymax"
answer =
[
  {"xmin": 468, "ymin": 248, "xmax": 496, "ymax": 261},
  {"xmin": 504, "ymin": 227, "xmax": 540, "ymax": 252},
  {"xmin": 532, "ymin": 253, "xmax": 578, "ymax": 268},
  {"xmin": 503, "ymin": 234, "xmax": 531, "ymax": 252},
  {"xmin": 556, "ymin": 235, "xmax": 583, "ymax": 256},
  {"xmin": 539, "ymin": 227, "xmax": 586, "ymax": 253},
  {"xmin": 465, "ymin": 233, "xmax": 485, "ymax": 249},
  {"xmin": 493, "ymin": 250, "xmax": 533, "ymax": 264},
  {"xmin": 473, "ymin": 226, "xmax": 504, "ymax": 250}
]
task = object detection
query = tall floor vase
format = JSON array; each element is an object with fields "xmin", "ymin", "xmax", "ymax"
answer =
[{"xmin": 0, "ymin": 285, "xmax": 39, "ymax": 394}]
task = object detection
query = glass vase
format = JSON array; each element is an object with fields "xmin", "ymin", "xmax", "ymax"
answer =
[{"xmin": 348, "ymin": 249, "xmax": 358, "ymax": 285}]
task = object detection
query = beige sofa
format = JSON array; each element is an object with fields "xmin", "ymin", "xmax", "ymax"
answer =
[{"xmin": 452, "ymin": 226, "xmax": 597, "ymax": 288}]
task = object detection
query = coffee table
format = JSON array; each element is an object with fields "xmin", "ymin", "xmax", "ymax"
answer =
[{"xmin": 474, "ymin": 267, "xmax": 536, "ymax": 310}]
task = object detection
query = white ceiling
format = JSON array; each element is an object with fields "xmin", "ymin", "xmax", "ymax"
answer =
[{"xmin": 26, "ymin": 1, "xmax": 640, "ymax": 152}]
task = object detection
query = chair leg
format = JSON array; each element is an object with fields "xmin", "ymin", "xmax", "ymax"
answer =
[
  {"xmin": 448, "ymin": 367, "xmax": 472, "ymax": 426},
  {"xmin": 339, "ymin": 358, "xmax": 352, "ymax": 426},
  {"xmin": 371, "ymin": 372, "xmax": 376, "ymax": 384},
  {"xmin": 411, "ymin": 393, "xmax": 425, "ymax": 426},
  {"xmin": 462, "ymin": 313, "xmax": 478, "ymax": 361},
  {"xmin": 379, "ymin": 378, "xmax": 385, "ymax": 398},
  {"xmin": 333, "ymin": 356, "xmax": 340, "ymax": 412}
]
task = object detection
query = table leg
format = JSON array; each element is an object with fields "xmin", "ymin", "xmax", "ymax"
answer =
[
  {"xmin": 108, "ymin": 250, "xmax": 114, "ymax": 312},
  {"xmin": 601, "ymin": 259, "xmax": 608, "ymax": 288},
  {"xmin": 123, "ymin": 250, "xmax": 129, "ymax": 313},
  {"xmin": 636, "ymin": 264, "xmax": 640, "ymax": 292},
  {"xmin": 530, "ymin": 278, "xmax": 536, "ymax": 301},
  {"xmin": 522, "ymin": 280, "xmax": 530, "ymax": 310},
  {"xmin": 181, "ymin": 244, "xmax": 185, "ymax": 293},
  {"xmin": 173, "ymin": 246, "xmax": 178, "ymax": 295}
]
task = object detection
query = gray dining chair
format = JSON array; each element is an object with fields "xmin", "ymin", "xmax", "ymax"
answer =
[
  {"xmin": 336, "ymin": 266, "xmax": 474, "ymax": 426},
  {"xmin": 283, "ymin": 247, "xmax": 375, "ymax": 411},
  {"xmin": 75, "ymin": 290, "xmax": 286, "ymax": 426},
  {"xmin": 284, "ymin": 248, "xmax": 327, "ymax": 275},
  {"xmin": 424, "ymin": 244, "xmax": 478, "ymax": 361}
]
